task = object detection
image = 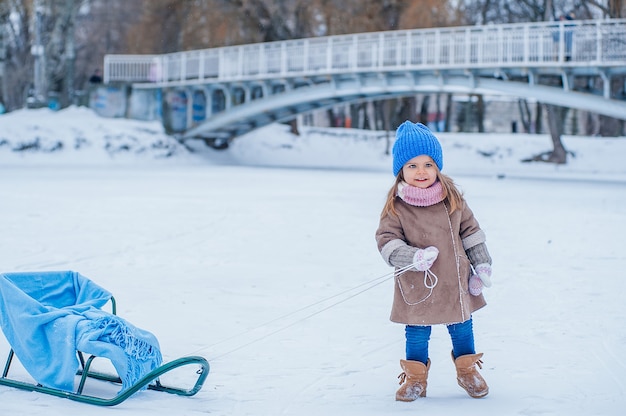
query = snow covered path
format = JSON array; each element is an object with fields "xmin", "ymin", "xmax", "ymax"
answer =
[{"xmin": 1, "ymin": 164, "xmax": 625, "ymax": 415}]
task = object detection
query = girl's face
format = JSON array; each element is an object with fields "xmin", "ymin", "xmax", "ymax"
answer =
[{"xmin": 401, "ymin": 155, "xmax": 438, "ymax": 189}]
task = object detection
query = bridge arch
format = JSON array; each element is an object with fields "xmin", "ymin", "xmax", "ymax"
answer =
[{"xmin": 181, "ymin": 72, "xmax": 626, "ymax": 142}]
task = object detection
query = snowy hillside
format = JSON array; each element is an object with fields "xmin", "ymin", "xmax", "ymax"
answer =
[{"xmin": 1, "ymin": 106, "xmax": 625, "ymax": 182}]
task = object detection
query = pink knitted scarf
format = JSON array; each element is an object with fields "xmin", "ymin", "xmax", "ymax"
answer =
[{"xmin": 397, "ymin": 180, "xmax": 445, "ymax": 207}]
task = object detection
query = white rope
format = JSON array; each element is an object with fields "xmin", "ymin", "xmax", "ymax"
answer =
[
  {"xmin": 186, "ymin": 267, "xmax": 409, "ymax": 361},
  {"xmin": 396, "ymin": 268, "xmax": 438, "ymax": 306},
  {"xmin": 184, "ymin": 256, "xmax": 435, "ymax": 361}
]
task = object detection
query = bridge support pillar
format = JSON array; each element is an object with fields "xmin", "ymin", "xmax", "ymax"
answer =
[
  {"xmin": 599, "ymin": 70, "xmax": 610, "ymax": 99},
  {"xmin": 560, "ymin": 71, "xmax": 572, "ymax": 91},
  {"xmin": 185, "ymin": 87, "xmax": 194, "ymax": 130},
  {"xmin": 201, "ymin": 86, "xmax": 213, "ymax": 117}
]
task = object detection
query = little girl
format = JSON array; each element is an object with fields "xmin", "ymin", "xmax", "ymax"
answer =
[{"xmin": 375, "ymin": 121, "xmax": 493, "ymax": 401}]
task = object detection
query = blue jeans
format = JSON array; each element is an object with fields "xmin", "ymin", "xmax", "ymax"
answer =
[{"xmin": 405, "ymin": 318, "xmax": 476, "ymax": 365}]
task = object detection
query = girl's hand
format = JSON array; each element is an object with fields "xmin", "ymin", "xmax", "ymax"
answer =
[{"xmin": 412, "ymin": 246, "xmax": 439, "ymax": 271}]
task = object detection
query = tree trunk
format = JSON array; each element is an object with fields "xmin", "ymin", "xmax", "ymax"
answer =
[
  {"xmin": 348, "ymin": 104, "xmax": 361, "ymax": 129},
  {"xmin": 395, "ymin": 97, "xmax": 414, "ymax": 126},
  {"xmin": 382, "ymin": 99, "xmax": 392, "ymax": 155},
  {"xmin": 63, "ymin": 0, "xmax": 76, "ymax": 107},
  {"xmin": 364, "ymin": 102, "xmax": 375, "ymax": 130},
  {"xmin": 609, "ymin": 0, "xmax": 624, "ymax": 17},
  {"xmin": 460, "ymin": 98, "xmax": 472, "ymax": 132},
  {"xmin": 544, "ymin": 104, "xmax": 568, "ymax": 164},
  {"xmin": 435, "ymin": 93, "xmax": 442, "ymax": 131},
  {"xmin": 288, "ymin": 118, "xmax": 299, "ymax": 135},
  {"xmin": 0, "ymin": 16, "xmax": 7, "ymax": 107},
  {"xmin": 476, "ymin": 94, "xmax": 485, "ymax": 133},
  {"xmin": 419, "ymin": 95, "xmax": 430, "ymax": 125},
  {"xmin": 535, "ymin": 102, "xmax": 543, "ymax": 134},
  {"xmin": 444, "ymin": 93, "xmax": 453, "ymax": 132},
  {"xmin": 518, "ymin": 99, "xmax": 531, "ymax": 133},
  {"xmin": 598, "ymin": 115, "xmax": 622, "ymax": 137},
  {"xmin": 326, "ymin": 108, "xmax": 335, "ymax": 127},
  {"xmin": 522, "ymin": 104, "xmax": 568, "ymax": 164}
]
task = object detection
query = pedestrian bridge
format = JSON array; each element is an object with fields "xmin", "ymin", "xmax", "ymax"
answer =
[{"xmin": 103, "ymin": 18, "xmax": 626, "ymax": 144}]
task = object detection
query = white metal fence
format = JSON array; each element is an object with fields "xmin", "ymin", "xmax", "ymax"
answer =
[{"xmin": 104, "ymin": 19, "xmax": 626, "ymax": 86}]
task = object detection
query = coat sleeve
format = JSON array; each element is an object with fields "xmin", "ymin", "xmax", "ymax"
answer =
[
  {"xmin": 458, "ymin": 201, "xmax": 483, "ymax": 244},
  {"xmin": 459, "ymin": 201, "xmax": 492, "ymax": 265},
  {"xmin": 375, "ymin": 212, "xmax": 409, "ymax": 266}
]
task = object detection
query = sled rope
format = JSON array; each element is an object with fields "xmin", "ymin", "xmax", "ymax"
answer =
[{"xmin": 188, "ymin": 264, "xmax": 417, "ymax": 361}]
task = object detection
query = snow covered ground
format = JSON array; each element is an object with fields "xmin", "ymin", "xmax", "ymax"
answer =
[{"xmin": 1, "ymin": 107, "xmax": 625, "ymax": 415}]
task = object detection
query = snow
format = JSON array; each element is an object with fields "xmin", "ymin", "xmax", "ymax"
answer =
[{"xmin": 1, "ymin": 106, "xmax": 625, "ymax": 415}]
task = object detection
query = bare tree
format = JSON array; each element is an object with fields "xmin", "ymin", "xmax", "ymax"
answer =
[
  {"xmin": 586, "ymin": 0, "xmax": 625, "ymax": 17},
  {"xmin": 75, "ymin": 0, "xmax": 144, "ymax": 80},
  {"xmin": 6, "ymin": 0, "xmax": 619, "ymax": 141},
  {"xmin": 44, "ymin": 0, "xmax": 80, "ymax": 107},
  {"xmin": 523, "ymin": 104, "xmax": 569, "ymax": 163},
  {"xmin": 518, "ymin": 99, "xmax": 532, "ymax": 133},
  {"xmin": 0, "ymin": 0, "xmax": 144, "ymax": 110},
  {"xmin": 126, "ymin": 0, "xmax": 324, "ymax": 53},
  {"xmin": 0, "ymin": 1, "xmax": 11, "ymax": 108},
  {"xmin": 458, "ymin": 0, "xmax": 625, "ymax": 164},
  {"xmin": 0, "ymin": 0, "xmax": 35, "ymax": 110}
]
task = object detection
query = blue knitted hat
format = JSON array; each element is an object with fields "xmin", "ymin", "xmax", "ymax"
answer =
[{"xmin": 392, "ymin": 121, "xmax": 443, "ymax": 176}]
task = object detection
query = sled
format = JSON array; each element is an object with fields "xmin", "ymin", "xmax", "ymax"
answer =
[{"xmin": 0, "ymin": 271, "xmax": 210, "ymax": 406}]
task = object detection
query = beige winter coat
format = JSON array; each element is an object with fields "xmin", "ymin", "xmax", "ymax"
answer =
[{"xmin": 375, "ymin": 198, "xmax": 487, "ymax": 325}]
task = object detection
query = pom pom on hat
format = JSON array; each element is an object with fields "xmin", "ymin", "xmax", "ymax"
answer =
[{"xmin": 392, "ymin": 121, "xmax": 443, "ymax": 176}]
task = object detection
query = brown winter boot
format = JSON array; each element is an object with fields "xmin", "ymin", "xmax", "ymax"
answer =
[
  {"xmin": 395, "ymin": 359, "xmax": 430, "ymax": 401},
  {"xmin": 452, "ymin": 352, "xmax": 489, "ymax": 398}
]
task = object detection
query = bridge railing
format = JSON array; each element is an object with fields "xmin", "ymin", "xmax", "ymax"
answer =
[{"xmin": 104, "ymin": 19, "xmax": 626, "ymax": 86}]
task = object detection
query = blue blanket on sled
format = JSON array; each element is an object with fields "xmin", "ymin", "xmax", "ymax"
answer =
[{"xmin": 0, "ymin": 271, "xmax": 162, "ymax": 393}]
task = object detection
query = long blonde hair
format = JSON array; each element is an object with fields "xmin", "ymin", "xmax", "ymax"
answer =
[{"xmin": 380, "ymin": 169, "xmax": 464, "ymax": 218}]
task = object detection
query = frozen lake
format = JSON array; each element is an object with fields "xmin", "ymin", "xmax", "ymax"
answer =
[{"xmin": 1, "ymin": 163, "xmax": 625, "ymax": 415}]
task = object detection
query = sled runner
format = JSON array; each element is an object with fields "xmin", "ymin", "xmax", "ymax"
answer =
[{"xmin": 0, "ymin": 271, "xmax": 209, "ymax": 406}]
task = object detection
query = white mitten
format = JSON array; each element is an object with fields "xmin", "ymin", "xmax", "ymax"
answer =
[
  {"xmin": 469, "ymin": 273, "xmax": 483, "ymax": 296},
  {"xmin": 474, "ymin": 263, "xmax": 492, "ymax": 287},
  {"xmin": 412, "ymin": 246, "xmax": 439, "ymax": 271}
]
